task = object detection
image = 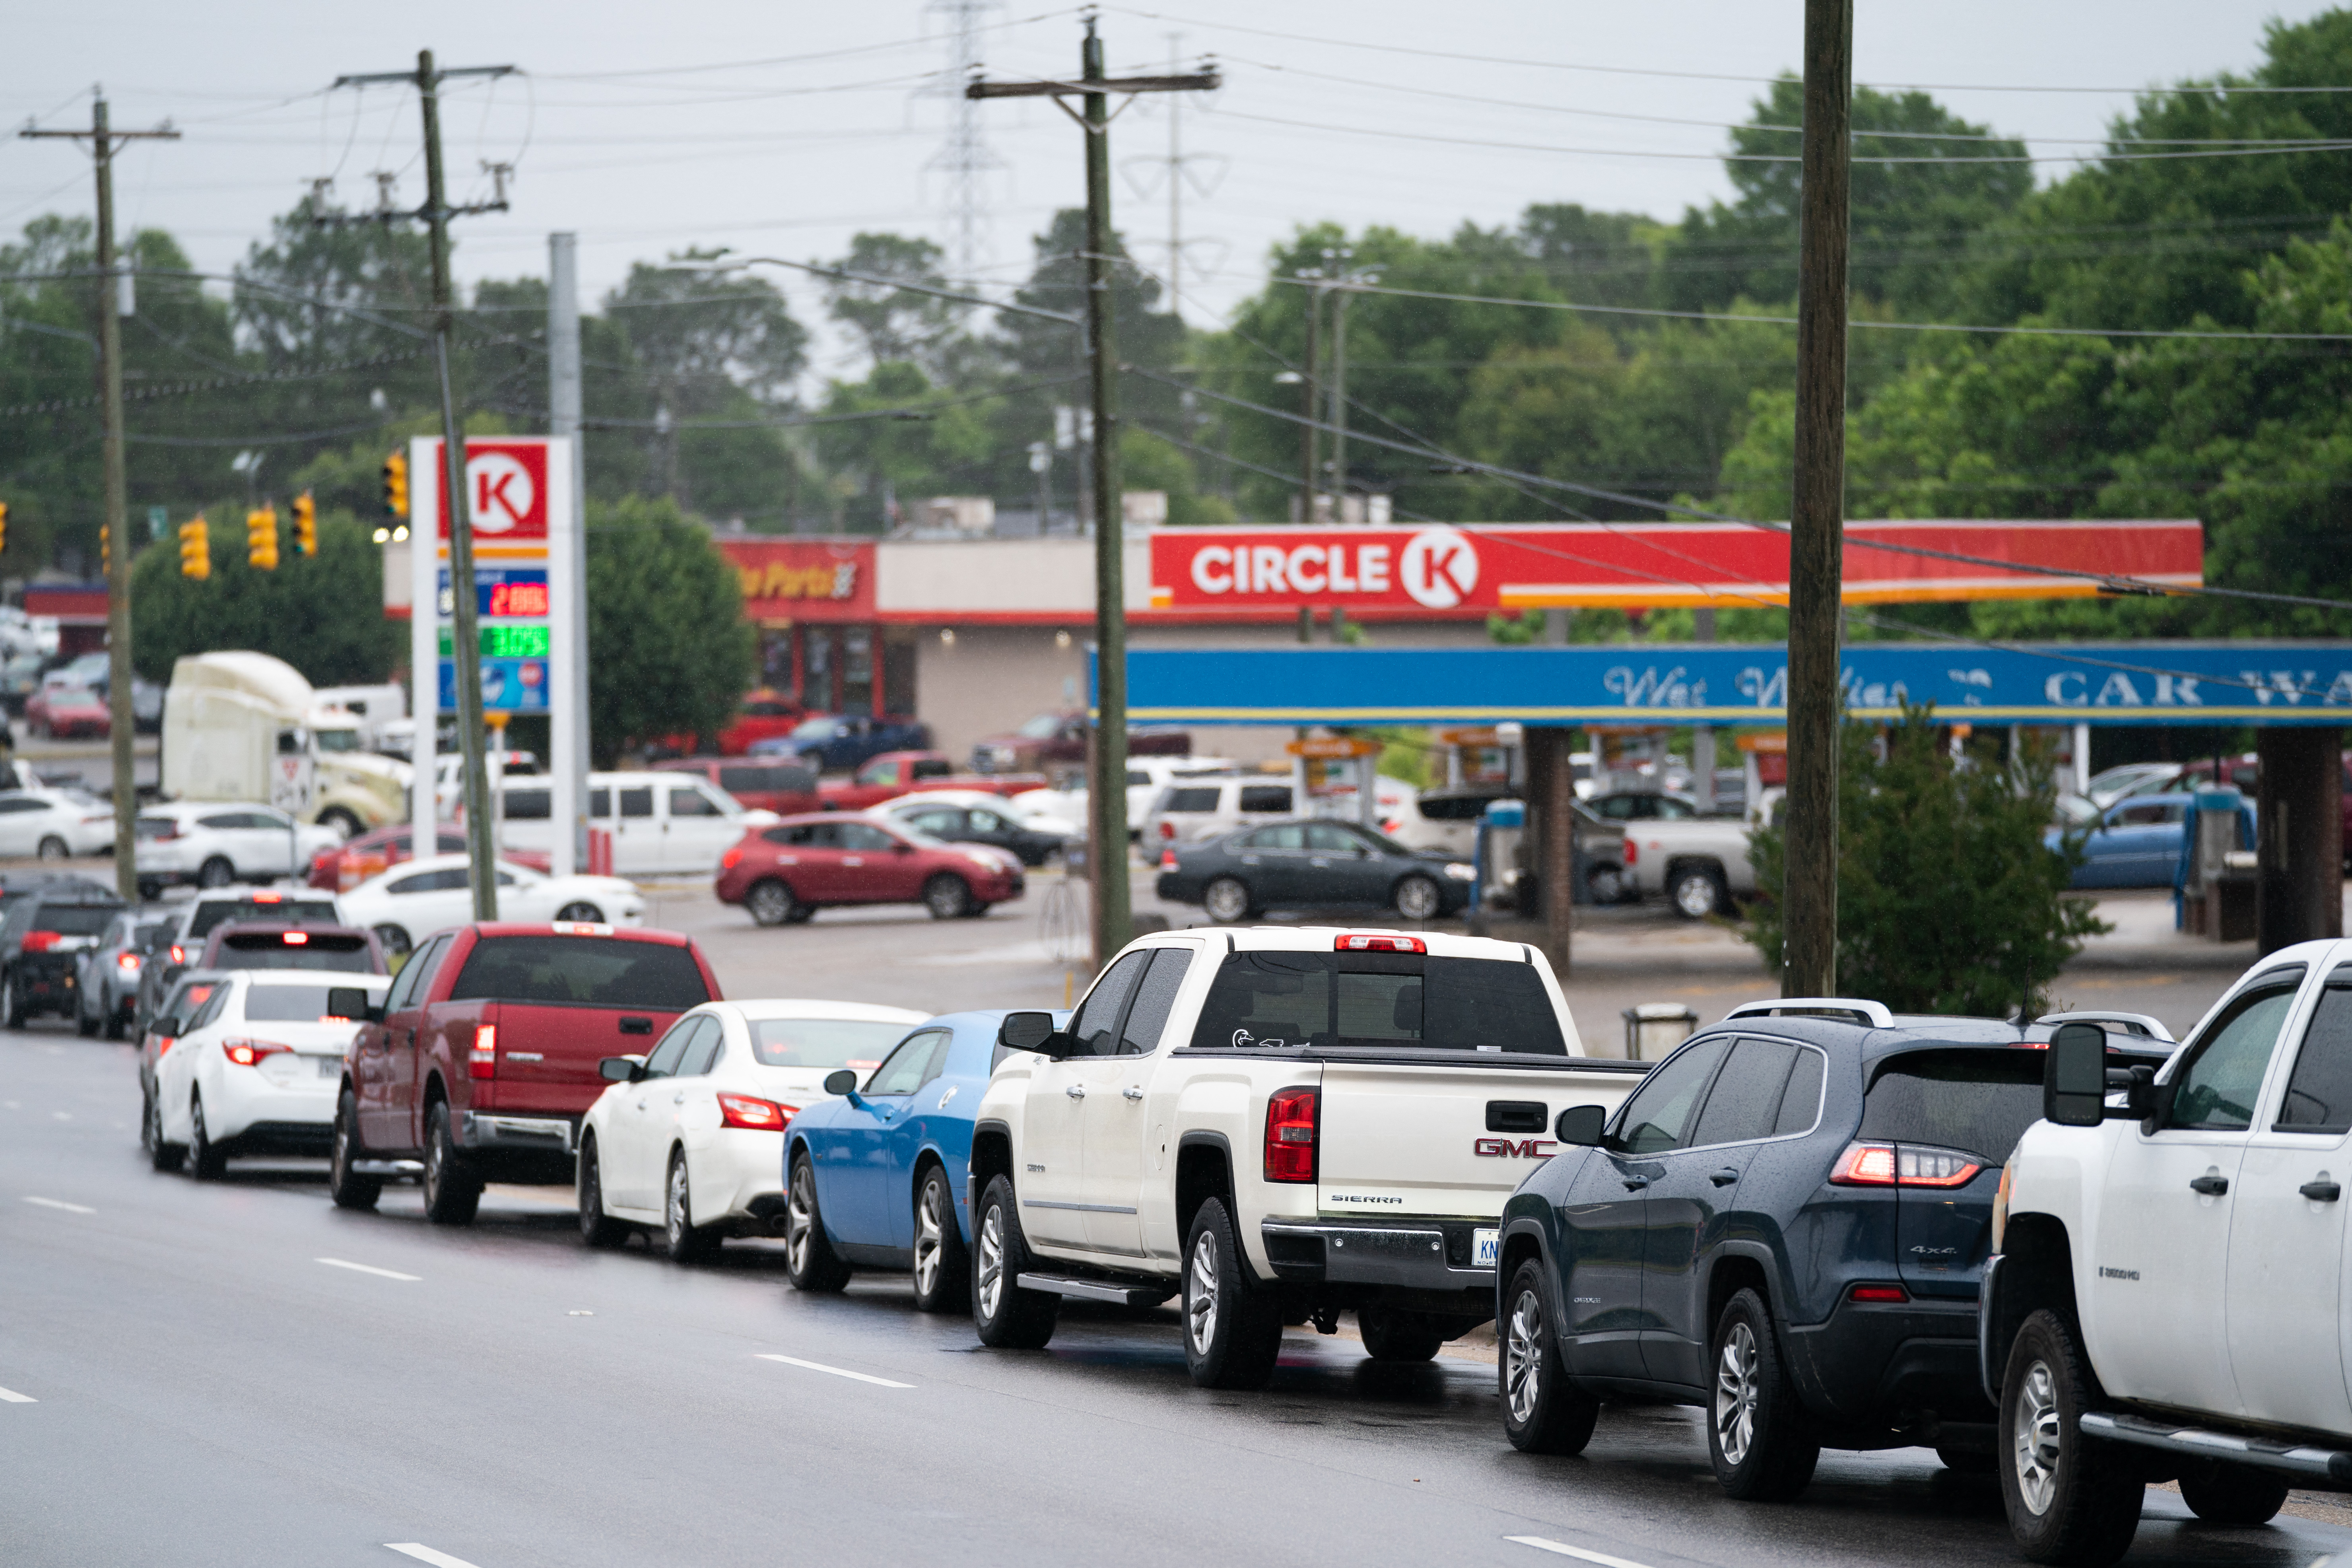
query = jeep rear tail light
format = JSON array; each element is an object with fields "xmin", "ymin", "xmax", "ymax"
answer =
[
  {"xmin": 1335, "ymin": 934, "xmax": 1424, "ymax": 954},
  {"xmin": 1849, "ymin": 1283, "xmax": 1909, "ymax": 1304},
  {"xmin": 717, "ymin": 1092, "xmax": 789, "ymax": 1131},
  {"xmin": 468, "ymin": 1024, "xmax": 498, "ymax": 1080},
  {"xmin": 221, "ymin": 1038, "xmax": 291, "ymax": 1067},
  {"xmin": 1264, "ymin": 1086, "xmax": 1319, "ymax": 1183},
  {"xmin": 1829, "ymin": 1141, "xmax": 1982, "ymax": 1189}
]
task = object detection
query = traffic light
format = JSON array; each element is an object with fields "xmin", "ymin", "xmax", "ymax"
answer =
[
  {"xmin": 382, "ymin": 451, "xmax": 408, "ymax": 518},
  {"xmin": 293, "ymin": 491, "xmax": 317, "ymax": 557},
  {"xmin": 99, "ymin": 525, "xmax": 109, "ymax": 577},
  {"xmin": 178, "ymin": 515, "xmax": 210, "ymax": 579},
  {"xmin": 246, "ymin": 504, "xmax": 279, "ymax": 571},
  {"xmin": 0, "ymin": 500, "xmax": 9, "ymax": 555}
]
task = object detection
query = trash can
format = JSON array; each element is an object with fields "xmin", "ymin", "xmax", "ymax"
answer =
[{"xmin": 1623, "ymin": 1002, "xmax": 1698, "ymax": 1062}]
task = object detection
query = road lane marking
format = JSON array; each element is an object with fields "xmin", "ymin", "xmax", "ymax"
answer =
[
  {"xmin": 317, "ymin": 1257, "xmax": 421, "ymax": 1282},
  {"xmin": 1506, "ymin": 1538, "xmax": 1659, "ymax": 1568},
  {"xmin": 22, "ymin": 1197, "xmax": 93, "ymax": 1214},
  {"xmin": 756, "ymin": 1353, "xmax": 913, "ymax": 1389},
  {"xmin": 0, "ymin": 1385, "xmax": 34, "ymax": 1403},
  {"xmin": 385, "ymin": 1547, "xmax": 484, "ymax": 1568}
]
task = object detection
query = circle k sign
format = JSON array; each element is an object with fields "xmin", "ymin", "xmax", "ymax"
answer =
[
  {"xmin": 1398, "ymin": 528, "xmax": 1480, "ymax": 610},
  {"xmin": 430, "ymin": 439, "xmax": 551, "ymax": 541}
]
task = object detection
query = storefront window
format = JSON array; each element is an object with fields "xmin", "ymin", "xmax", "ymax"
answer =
[
  {"xmin": 882, "ymin": 633, "xmax": 917, "ymax": 717},
  {"xmin": 803, "ymin": 628, "xmax": 835, "ymax": 714},
  {"xmin": 759, "ymin": 628, "xmax": 794, "ymax": 690},
  {"xmin": 842, "ymin": 628, "xmax": 874, "ymax": 717}
]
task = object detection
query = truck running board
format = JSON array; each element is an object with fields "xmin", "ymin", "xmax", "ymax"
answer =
[
  {"xmin": 1018, "ymin": 1273, "xmax": 1175, "ymax": 1307},
  {"xmin": 2082, "ymin": 1411, "xmax": 2352, "ymax": 1485}
]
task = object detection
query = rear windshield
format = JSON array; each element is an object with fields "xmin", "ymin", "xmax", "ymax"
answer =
[
  {"xmin": 719, "ymin": 764, "xmax": 813, "ymax": 795},
  {"xmin": 447, "ymin": 935, "xmax": 710, "ymax": 1010},
  {"xmin": 749, "ymin": 1018, "xmax": 916, "ymax": 1070},
  {"xmin": 1189, "ymin": 950, "xmax": 1566, "ymax": 1055},
  {"xmin": 246, "ymin": 984, "xmax": 375, "ymax": 1022},
  {"xmin": 188, "ymin": 898, "xmax": 339, "ymax": 938},
  {"xmin": 216, "ymin": 933, "xmax": 377, "ymax": 974},
  {"xmin": 134, "ymin": 817, "xmax": 180, "ymax": 841},
  {"xmin": 1162, "ymin": 787, "xmax": 1220, "ymax": 814},
  {"xmin": 31, "ymin": 905, "xmax": 117, "ymax": 936},
  {"xmin": 1861, "ymin": 1048, "xmax": 2045, "ymax": 1164}
]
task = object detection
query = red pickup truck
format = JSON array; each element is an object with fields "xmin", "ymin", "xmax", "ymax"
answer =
[
  {"xmin": 325, "ymin": 923, "xmax": 722, "ymax": 1224},
  {"xmin": 815, "ymin": 750, "xmax": 1047, "ymax": 812}
]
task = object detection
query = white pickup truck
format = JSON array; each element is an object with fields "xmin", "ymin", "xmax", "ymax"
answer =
[
  {"xmin": 1984, "ymin": 941, "xmax": 2352, "ymax": 1564},
  {"xmin": 968, "ymin": 925, "xmax": 1647, "ymax": 1388},
  {"xmin": 1618, "ymin": 815, "xmax": 1757, "ymax": 918}
]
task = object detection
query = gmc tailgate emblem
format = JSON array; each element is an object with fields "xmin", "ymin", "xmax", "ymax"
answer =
[{"xmin": 1475, "ymin": 1137, "xmax": 1558, "ymax": 1158}]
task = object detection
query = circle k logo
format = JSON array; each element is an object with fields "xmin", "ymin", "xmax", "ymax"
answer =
[
  {"xmin": 467, "ymin": 452, "xmax": 538, "ymax": 534},
  {"xmin": 1398, "ymin": 528, "xmax": 1480, "ymax": 609}
]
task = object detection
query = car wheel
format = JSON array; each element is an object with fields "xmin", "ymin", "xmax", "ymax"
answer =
[
  {"xmin": 1392, "ymin": 874, "xmax": 1442, "ymax": 922},
  {"xmin": 958, "ymin": 902, "xmax": 991, "ymax": 919},
  {"xmin": 555, "ymin": 901, "xmax": 604, "ymax": 924},
  {"xmin": 1587, "ymin": 864, "xmax": 1626, "ymax": 904},
  {"xmin": 1358, "ymin": 1302, "xmax": 1444, "ymax": 1362},
  {"xmin": 372, "ymin": 924, "xmax": 412, "ymax": 960},
  {"xmin": 746, "ymin": 878, "xmax": 796, "ymax": 928},
  {"xmin": 1707, "ymin": 1286, "xmax": 1820, "ymax": 1500},
  {"xmin": 327, "ymin": 1088, "xmax": 381, "ymax": 1211},
  {"xmin": 1182, "ymin": 1195, "xmax": 1285, "ymax": 1390},
  {"xmin": 318, "ymin": 807, "xmax": 363, "ymax": 841},
  {"xmin": 2178, "ymin": 1459, "xmax": 2287, "ymax": 1526},
  {"xmin": 1500, "ymin": 1261, "xmax": 1600, "ymax": 1453},
  {"xmin": 923, "ymin": 874, "xmax": 973, "ymax": 921},
  {"xmin": 1202, "ymin": 876, "xmax": 1253, "ymax": 924},
  {"xmin": 661, "ymin": 1150, "xmax": 717, "ymax": 1263},
  {"xmin": 575, "ymin": 1135, "xmax": 629, "ymax": 1248},
  {"xmin": 1672, "ymin": 865, "xmax": 1727, "ymax": 920},
  {"xmin": 421, "ymin": 1100, "xmax": 481, "ymax": 1226},
  {"xmin": 971, "ymin": 1174, "xmax": 1057, "ymax": 1348},
  {"xmin": 75, "ymin": 992, "xmax": 99, "ymax": 1038},
  {"xmin": 136, "ymin": 879, "xmax": 162, "ymax": 902},
  {"xmin": 911, "ymin": 1164, "xmax": 970, "ymax": 1313},
  {"xmin": 2, "ymin": 972, "xmax": 25, "ymax": 1030},
  {"xmin": 144, "ymin": 1088, "xmax": 183, "ymax": 1173},
  {"xmin": 784, "ymin": 903, "xmax": 816, "ymax": 925},
  {"xmin": 2000, "ymin": 1309, "xmax": 2144, "ymax": 1564},
  {"xmin": 36, "ymin": 835, "xmax": 67, "ymax": 862},
  {"xmin": 783, "ymin": 1152, "xmax": 852, "ymax": 1292},
  {"xmin": 196, "ymin": 857, "xmax": 235, "ymax": 890},
  {"xmin": 188, "ymin": 1093, "xmax": 227, "ymax": 1181},
  {"xmin": 103, "ymin": 1000, "xmax": 126, "ymax": 1042}
]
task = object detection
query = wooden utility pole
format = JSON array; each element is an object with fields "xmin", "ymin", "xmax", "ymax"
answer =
[
  {"xmin": 1782, "ymin": 0, "xmax": 1852, "ymax": 998},
  {"xmin": 970, "ymin": 21, "xmax": 1217, "ymax": 969},
  {"xmin": 1298, "ymin": 276, "xmax": 1319, "ymax": 522},
  {"xmin": 23, "ymin": 93, "xmax": 179, "ymax": 902}
]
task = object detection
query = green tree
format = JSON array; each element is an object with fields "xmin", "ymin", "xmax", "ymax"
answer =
[
  {"xmin": 822, "ymin": 232, "xmax": 973, "ymax": 376},
  {"xmin": 130, "ymin": 507, "xmax": 401, "ymax": 686},
  {"xmin": 1745, "ymin": 706, "xmax": 2107, "ymax": 1015},
  {"xmin": 584, "ymin": 495, "xmax": 753, "ymax": 762}
]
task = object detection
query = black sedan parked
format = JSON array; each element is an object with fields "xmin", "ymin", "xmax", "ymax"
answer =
[
  {"xmin": 889, "ymin": 799, "xmax": 1068, "ymax": 867},
  {"xmin": 1155, "ymin": 817, "xmax": 1474, "ymax": 923}
]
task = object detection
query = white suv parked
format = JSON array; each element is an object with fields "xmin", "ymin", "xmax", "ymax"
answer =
[{"xmin": 1140, "ymin": 776, "xmax": 1296, "ymax": 846}]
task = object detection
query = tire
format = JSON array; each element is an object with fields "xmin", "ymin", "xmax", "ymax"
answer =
[
  {"xmin": 923, "ymin": 874, "xmax": 973, "ymax": 921},
  {"xmin": 1358, "ymin": 1302, "xmax": 1445, "ymax": 1362},
  {"xmin": 662, "ymin": 1149, "xmax": 717, "ymax": 1263},
  {"xmin": 555, "ymin": 901, "xmax": 604, "ymax": 923},
  {"xmin": 36, "ymin": 835, "xmax": 67, "ymax": 862},
  {"xmin": 971, "ymin": 1174, "xmax": 1057, "ymax": 1348},
  {"xmin": 372, "ymin": 924, "xmax": 412, "ymax": 960},
  {"xmin": 783, "ymin": 1151, "xmax": 852, "ymax": 1293},
  {"xmin": 746, "ymin": 878, "xmax": 796, "ymax": 928},
  {"xmin": 910, "ymin": 1164, "xmax": 970, "ymax": 1313},
  {"xmin": 188, "ymin": 1093, "xmax": 227, "ymax": 1181},
  {"xmin": 1706, "ymin": 1286, "xmax": 1820, "ymax": 1501},
  {"xmin": 103, "ymin": 999, "xmax": 126, "ymax": 1042},
  {"xmin": 575, "ymin": 1136, "xmax": 628, "ymax": 1248},
  {"xmin": 144, "ymin": 1087, "xmax": 184, "ymax": 1173},
  {"xmin": 2178, "ymin": 1460, "xmax": 2287, "ymax": 1526},
  {"xmin": 1939, "ymin": 1446, "xmax": 1997, "ymax": 1476},
  {"xmin": 196, "ymin": 857, "xmax": 236, "ymax": 890},
  {"xmin": 1999, "ymin": 1308, "xmax": 2144, "ymax": 1566},
  {"xmin": 1671, "ymin": 864, "xmax": 1728, "ymax": 920},
  {"xmin": 958, "ymin": 902, "xmax": 991, "ymax": 919},
  {"xmin": 318, "ymin": 807, "xmax": 363, "ymax": 841},
  {"xmin": 327, "ymin": 1089, "xmax": 382, "ymax": 1211},
  {"xmin": 1392, "ymin": 874, "xmax": 1442, "ymax": 923},
  {"xmin": 3, "ymin": 972, "xmax": 26, "ymax": 1030},
  {"xmin": 1181, "ymin": 1196, "xmax": 1285, "ymax": 1390},
  {"xmin": 1587, "ymin": 864, "xmax": 1626, "ymax": 905},
  {"xmin": 1203, "ymin": 876, "xmax": 1253, "ymax": 924},
  {"xmin": 75, "ymin": 993, "xmax": 99, "ymax": 1037},
  {"xmin": 137, "ymin": 880, "xmax": 162, "ymax": 902},
  {"xmin": 1500, "ymin": 1260, "xmax": 1601, "ymax": 1455},
  {"xmin": 783, "ymin": 903, "xmax": 816, "ymax": 925},
  {"xmin": 421, "ymin": 1100, "xmax": 481, "ymax": 1226}
]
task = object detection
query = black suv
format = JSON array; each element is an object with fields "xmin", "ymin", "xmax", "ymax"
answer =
[
  {"xmin": 1492, "ymin": 999, "xmax": 2173, "ymax": 1501},
  {"xmin": 0, "ymin": 881, "xmax": 126, "ymax": 1027}
]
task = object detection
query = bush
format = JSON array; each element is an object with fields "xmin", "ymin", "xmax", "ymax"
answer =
[{"xmin": 1745, "ymin": 703, "xmax": 2107, "ymax": 1016}]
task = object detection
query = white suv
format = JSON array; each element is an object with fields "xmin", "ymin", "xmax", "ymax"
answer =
[
  {"xmin": 1140, "ymin": 776, "xmax": 1297, "ymax": 847},
  {"xmin": 134, "ymin": 801, "xmax": 341, "ymax": 895}
]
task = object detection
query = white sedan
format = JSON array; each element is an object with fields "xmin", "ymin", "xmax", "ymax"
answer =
[
  {"xmin": 0, "ymin": 787, "xmax": 115, "ymax": 859},
  {"xmin": 149, "ymin": 971, "xmax": 390, "ymax": 1179},
  {"xmin": 576, "ymin": 999, "xmax": 926, "ymax": 1263},
  {"xmin": 336, "ymin": 852, "xmax": 645, "ymax": 956}
]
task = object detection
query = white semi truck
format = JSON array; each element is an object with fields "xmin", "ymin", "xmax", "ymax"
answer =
[{"xmin": 161, "ymin": 652, "xmax": 410, "ymax": 837}]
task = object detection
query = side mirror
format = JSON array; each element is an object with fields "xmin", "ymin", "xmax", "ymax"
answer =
[
  {"xmin": 1554, "ymin": 1104, "xmax": 1609, "ymax": 1146},
  {"xmin": 893, "ymin": 842, "xmax": 913, "ymax": 854},
  {"xmin": 326, "ymin": 987, "xmax": 381, "ymax": 1024},
  {"xmin": 997, "ymin": 1010, "xmax": 1063, "ymax": 1057},
  {"xmin": 2045, "ymin": 1021, "xmax": 2109, "ymax": 1127},
  {"xmin": 823, "ymin": 1068, "xmax": 859, "ymax": 1096},
  {"xmin": 599, "ymin": 1056, "xmax": 643, "ymax": 1084}
]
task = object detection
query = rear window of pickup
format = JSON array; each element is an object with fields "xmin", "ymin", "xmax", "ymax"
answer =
[
  {"xmin": 1191, "ymin": 950, "xmax": 1566, "ymax": 1055},
  {"xmin": 447, "ymin": 935, "xmax": 710, "ymax": 1010}
]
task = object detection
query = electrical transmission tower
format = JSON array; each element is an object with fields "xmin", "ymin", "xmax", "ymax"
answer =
[
  {"xmin": 1119, "ymin": 35, "xmax": 1225, "ymax": 323},
  {"xmin": 926, "ymin": 0, "xmax": 1004, "ymax": 278}
]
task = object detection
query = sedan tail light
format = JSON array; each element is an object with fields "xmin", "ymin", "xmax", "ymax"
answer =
[
  {"xmin": 1159, "ymin": 849, "xmax": 1178, "ymax": 871},
  {"xmin": 468, "ymin": 1024, "xmax": 498, "ymax": 1080},
  {"xmin": 1828, "ymin": 1141, "xmax": 1983, "ymax": 1188},
  {"xmin": 222, "ymin": 1038, "xmax": 292, "ymax": 1067},
  {"xmin": 717, "ymin": 1092, "xmax": 790, "ymax": 1131},
  {"xmin": 1264, "ymin": 1086, "xmax": 1319, "ymax": 1183},
  {"xmin": 720, "ymin": 845, "xmax": 744, "ymax": 870},
  {"xmin": 117, "ymin": 952, "xmax": 141, "ymax": 972}
]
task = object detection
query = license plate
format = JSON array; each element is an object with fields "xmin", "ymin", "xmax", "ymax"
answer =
[
  {"xmin": 1472, "ymin": 1227, "xmax": 1499, "ymax": 1269},
  {"xmin": 316, "ymin": 1058, "xmax": 340, "ymax": 1079}
]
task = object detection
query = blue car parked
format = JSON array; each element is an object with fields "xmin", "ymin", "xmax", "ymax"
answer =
[
  {"xmin": 2047, "ymin": 794, "xmax": 2190, "ymax": 888},
  {"xmin": 783, "ymin": 1008, "xmax": 1066, "ymax": 1312},
  {"xmin": 755, "ymin": 713, "xmax": 932, "ymax": 774}
]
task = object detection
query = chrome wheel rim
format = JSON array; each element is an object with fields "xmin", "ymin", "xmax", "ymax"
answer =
[
  {"xmin": 1187, "ymin": 1230, "xmax": 1220, "ymax": 1354},
  {"xmin": 977, "ymin": 1202, "xmax": 1006, "ymax": 1319},
  {"xmin": 1676, "ymin": 875, "xmax": 1717, "ymax": 919},
  {"xmin": 1506, "ymin": 1288, "xmax": 1545, "ymax": 1425},
  {"xmin": 749, "ymin": 883, "xmax": 789, "ymax": 924},
  {"xmin": 787, "ymin": 1163, "xmax": 817, "ymax": 1273},
  {"xmin": 557, "ymin": 902, "xmax": 600, "ymax": 923},
  {"xmin": 914, "ymin": 1178, "xmax": 947, "ymax": 1298},
  {"xmin": 1714, "ymin": 1320, "xmax": 1760, "ymax": 1466},
  {"xmin": 2013, "ymin": 1358, "xmax": 2062, "ymax": 1516},
  {"xmin": 332, "ymin": 1112, "xmax": 351, "ymax": 1185},
  {"xmin": 1398, "ymin": 878, "xmax": 1437, "ymax": 920},
  {"xmin": 424, "ymin": 1117, "xmax": 443, "ymax": 1199},
  {"xmin": 666, "ymin": 1159, "xmax": 689, "ymax": 1245},
  {"xmin": 926, "ymin": 879, "xmax": 961, "ymax": 918},
  {"xmin": 1204, "ymin": 880, "xmax": 1247, "ymax": 922},
  {"xmin": 1591, "ymin": 869, "xmax": 1622, "ymax": 903}
]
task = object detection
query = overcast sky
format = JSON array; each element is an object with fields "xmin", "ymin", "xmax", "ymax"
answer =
[{"xmin": 3, "ymin": 1, "xmax": 2336, "ymax": 386}]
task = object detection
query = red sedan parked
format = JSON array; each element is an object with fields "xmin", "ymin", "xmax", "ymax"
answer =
[
  {"xmin": 715, "ymin": 812, "xmax": 1024, "ymax": 926},
  {"xmin": 26, "ymin": 684, "xmax": 109, "ymax": 740},
  {"xmin": 307, "ymin": 825, "xmax": 552, "ymax": 891}
]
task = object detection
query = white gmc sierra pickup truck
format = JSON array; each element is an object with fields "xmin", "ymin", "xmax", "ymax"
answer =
[
  {"xmin": 1984, "ymin": 941, "xmax": 2352, "ymax": 1565},
  {"xmin": 967, "ymin": 925, "xmax": 1647, "ymax": 1388}
]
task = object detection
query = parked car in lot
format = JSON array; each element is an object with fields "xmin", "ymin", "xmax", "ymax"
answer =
[
  {"xmin": 0, "ymin": 880, "xmax": 123, "ymax": 1026},
  {"xmin": 713, "ymin": 689, "xmax": 803, "ymax": 756},
  {"xmin": 652, "ymin": 755, "xmax": 820, "ymax": 815},
  {"xmin": 874, "ymin": 793, "xmax": 1071, "ymax": 867},
  {"xmin": 1615, "ymin": 807, "xmax": 1758, "ymax": 918},
  {"xmin": 1983, "ymin": 951, "xmax": 2352, "ymax": 1564},
  {"xmin": 1494, "ymin": 998, "xmax": 2172, "ymax": 1502},
  {"xmin": 134, "ymin": 801, "xmax": 340, "ymax": 897},
  {"xmin": 327, "ymin": 923, "xmax": 723, "ymax": 1224},
  {"xmin": 25, "ymin": 682, "xmax": 108, "ymax": 740},
  {"xmin": 813, "ymin": 750, "xmax": 1045, "ymax": 812},
  {"xmin": 1156, "ymin": 818, "xmax": 1476, "ymax": 923},
  {"xmin": 335, "ymin": 853, "xmax": 645, "ymax": 957},
  {"xmin": 492, "ymin": 770, "xmax": 776, "ymax": 878},
  {"xmin": 969, "ymin": 927, "xmax": 1645, "ymax": 1387},
  {"xmin": 137, "ymin": 971, "xmax": 226, "ymax": 1164},
  {"xmin": 148, "ymin": 972, "xmax": 391, "ymax": 1179},
  {"xmin": 716, "ymin": 813, "xmax": 1024, "ymax": 926},
  {"xmin": 575, "ymin": 999, "xmax": 926, "ymax": 1261},
  {"xmin": 307, "ymin": 824, "xmax": 550, "ymax": 892},
  {"xmin": 134, "ymin": 888, "xmax": 344, "ymax": 1035},
  {"xmin": 2047, "ymin": 792, "xmax": 2190, "ymax": 888},
  {"xmin": 1140, "ymin": 775, "xmax": 1297, "ymax": 846},
  {"xmin": 761, "ymin": 714, "xmax": 932, "ymax": 774},
  {"xmin": 76, "ymin": 911, "xmax": 169, "ymax": 1039},
  {"xmin": 971, "ymin": 712, "xmax": 1190, "ymax": 776},
  {"xmin": 0, "ymin": 787, "xmax": 115, "ymax": 859},
  {"xmin": 784, "ymin": 1009, "xmax": 1066, "ymax": 1310}
]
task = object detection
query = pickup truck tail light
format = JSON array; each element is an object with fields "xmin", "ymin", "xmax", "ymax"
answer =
[
  {"xmin": 468, "ymin": 1024, "xmax": 498, "ymax": 1080},
  {"xmin": 1158, "ymin": 821, "xmax": 1175, "ymax": 840},
  {"xmin": 1828, "ymin": 1141, "xmax": 1982, "ymax": 1189},
  {"xmin": 717, "ymin": 1092, "xmax": 790, "ymax": 1131},
  {"xmin": 1264, "ymin": 1086, "xmax": 1319, "ymax": 1183},
  {"xmin": 1622, "ymin": 840, "xmax": 1639, "ymax": 867},
  {"xmin": 222, "ymin": 1038, "xmax": 292, "ymax": 1067}
]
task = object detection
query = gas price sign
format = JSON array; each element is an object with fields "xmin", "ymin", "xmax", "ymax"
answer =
[
  {"xmin": 437, "ymin": 567, "xmax": 550, "ymax": 619},
  {"xmin": 438, "ymin": 624, "xmax": 553, "ymax": 659}
]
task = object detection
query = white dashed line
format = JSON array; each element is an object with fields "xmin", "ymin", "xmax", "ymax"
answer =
[
  {"xmin": 1505, "ymin": 1538, "xmax": 1659, "ymax": 1568},
  {"xmin": 22, "ymin": 1197, "xmax": 93, "ymax": 1214},
  {"xmin": 756, "ymin": 1353, "xmax": 913, "ymax": 1389},
  {"xmin": 316, "ymin": 1257, "xmax": 421, "ymax": 1282},
  {"xmin": 385, "ymin": 1546, "xmax": 485, "ymax": 1568},
  {"xmin": 0, "ymin": 1385, "xmax": 34, "ymax": 1403}
]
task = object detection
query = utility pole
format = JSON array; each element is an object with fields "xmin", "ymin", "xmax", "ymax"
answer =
[
  {"xmin": 1323, "ymin": 254, "xmax": 1378, "ymax": 521},
  {"xmin": 1782, "ymin": 0, "xmax": 1852, "ymax": 999},
  {"xmin": 23, "ymin": 93, "xmax": 178, "ymax": 902},
  {"xmin": 325, "ymin": 52, "xmax": 514, "ymax": 921},
  {"xmin": 1297, "ymin": 272, "xmax": 1321, "ymax": 522},
  {"xmin": 970, "ymin": 18, "xmax": 1217, "ymax": 968},
  {"xmin": 548, "ymin": 232, "xmax": 588, "ymax": 880}
]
